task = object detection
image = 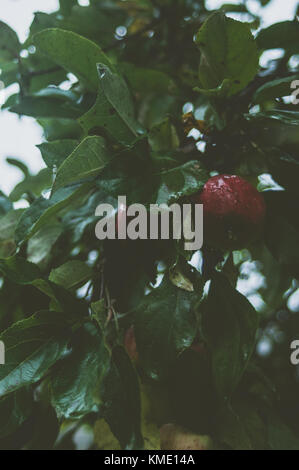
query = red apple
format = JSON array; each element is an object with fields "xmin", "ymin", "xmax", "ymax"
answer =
[{"xmin": 193, "ymin": 174, "xmax": 266, "ymax": 250}]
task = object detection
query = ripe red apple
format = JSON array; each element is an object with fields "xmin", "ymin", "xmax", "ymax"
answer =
[
  {"xmin": 193, "ymin": 174, "xmax": 266, "ymax": 250},
  {"xmin": 160, "ymin": 423, "xmax": 213, "ymax": 450}
]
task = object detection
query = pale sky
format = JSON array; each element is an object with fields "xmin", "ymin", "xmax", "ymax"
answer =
[
  {"xmin": 0, "ymin": 0, "xmax": 60, "ymax": 194},
  {"xmin": 0, "ymin": 0, "xmax": 298, "ymax": 195}
]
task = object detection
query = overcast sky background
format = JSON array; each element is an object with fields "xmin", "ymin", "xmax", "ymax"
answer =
[{"xmin": 0, "ymin": 0, "xmax": 298, "ymax": 195}]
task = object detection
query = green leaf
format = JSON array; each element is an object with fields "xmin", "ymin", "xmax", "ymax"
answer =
[
  {"xmin": 49, "ymin": 261, "xmax": 92, "ymax": 290},
  {"xmin": 141, "ymin": 94, "xmax": 179, "ymax": 129},
  {"xmin": 266, "ymin": 149, "xmax": 299, "ymax": 194},
  {"xmin": 94, "ymin": 153, "xmax": 207, "ymax": 216},
  {"xmin": 0, "ymin": 209, "xmax": 23, "ymax": 240},
  {"xmin": 59, "ymin": 0, "xmax": 77, "ymax": 16},
  {"xmin": 52, "ymin": 136, "xmax": 110, "ymax": 192},
  {"xmin": 259, "ymin": 0, "xmax": 272, "ymax": 5},
  {"xmin": 0, "ymin": 256, "xmax": 63, "ymax": 309},
  {"xmin": 195, "ymin": 12, "xmax": 259, "ymax": 96},
  {"xmin": 9, "ymin": 168, "xmax": 53, "ymax": 203},
  {"xmin": 101, "ymin": 346, "xmax": 143, "ymax": 450},
  {"xmin": 0, "ymin": 255, "xmax": 55, "ymax": 306},
  {"xmin": 253, "ymin": 75, "xmax": 299, "ymax": 103},
  {"xmin": 193, "ymin": 93, "xmax": 226, "ymax": 130},
  {"xmin": 202, "ymin": 273, "xmax": 259, "ymax": 397},
  {"xmin": 154, "ymin": 160, "xmax": 208, "ymax": 205},
  {"xmin": 59, "ymin": 4, "xmax": 127, "ymax": 49},
  {"xmin": 246, "ymin": 111, "xmax": 299, "ymax": 150},
  {"xmin": 267, "ymin": 414, "xmax": 299, "ymax": 450},
  {"xmin": 27, "ymin": 224, "xmax": 63, "ymax": 268},
  {"xmin": 148, "ymin": 118, "xmax": 179, "ymax": 152},
  {"xmin": 0, "ymin": 209, "xmax": 24, "ymax": 259},
  {"xmin": 0, "ymin": 388, "xmax": 34, "ymax": 439},
  {"xmin": 90, "ymin": 300, "xmax": 106, "ymax": 330},
  {"xmin": 0, "ymin": 311, "xmax": 72, "ymax": 397},
  {"xmin": 94, "ymin": 148, "xmax": 154, "ymax": 206},
  {"xmin": 94, "ymin": 419, "xmax": 121, "ymax": 450},
  {"xmin": 169, "ymin": 263, "xmax": 196, "ymax": 293},
  {"xmin": 228, "ymin": 401, "xmax": 268, "ymax": 450},
  {"xmin": 33, "ymin": 28, "xmax": 112, "ymax": 92},
  {"xmin": 37, "ymin": 139, "xmax": 79, "ymax": 168},
  {"xmin": 0, "ymin": 61, "xmax": 19, "ymax": 88},
  {"xmin": 250, "ymin": 242, "xmax": 292, "ymax": 313},
  {"xmin": 219, "ymin": 3, "xmax": 250, "ymax": 13},
  {"xmin": 264, "ymin": 191, "xmax": 299, "ymax": 279},
  {"xmin": 15, "ymin": 182, "xmax": 93, "ymax": 245},
  {"xmin": 28, "ymin": 12, "xmax": 58, "ymax": 38},
  {"xmin": 0, "ymin": 21, "xmax": 20, "ymax": 63},
  {"xmin": 135, "ymin": 276, "xmax": 199, "ymax": 380},
  {"xmin": 51, "ymin": 322, "xmax": 110, "ymax": 419},
  {"xmin": 6, "ymin": 158, "xmax": 30, "ymax": 177},
  {"xmin": 194, "ymin": 77, "xmax": 240, "ymax": 98},
  {"xmin": 140, "ymin": 382, "xmax": 168, "ymax": 450},
  {"xmin": 0, "ymin": 256, "xmax": 42, "ymax": 285},
  {"xmin": 216, "ymin": 404, "xmax": 253, "ymax": 450},
  {"xmin": 37, "ymin": 118, "xmax": 82, "ymax": 141},
  {"xmin": 9, "ymin": 94, "xmax": 83, "ymax": 119},
  {"xmin": 257, "ymin": 21, "xmax": 299, "ymax": 53},
  {"xmin": 26, "ymin": 404, "xmax": 59, "ymax": 450},
  {"xmin": 168, "ymin": 348, "xmax": 216, "ymax": 434},
  {"xmin": 30, "ymin": 69, "xmax": 67, "ymax": 95},
  {"xmin": 0, "ymin": 191, "xmax": 13, "ymax": 216},
  {"xmin": 119, "ymin": 62, "xmax": 178, "ymax": 96},
  {"xmin": 47, "ymin": 281, "xmax": 89, "ymax": 316},
  {"xmin": 79, "ymin": 64, "xmax": 145, "ymax": 145}
]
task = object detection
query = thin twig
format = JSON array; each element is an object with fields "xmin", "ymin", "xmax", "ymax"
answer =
[
  {"xmin": 104, "ymin": 286, "xmax": 119, "ymax": 332},
  {"xmin": 105, "ymin": 286, "xmax": 113, "ymax": 326},
  {"xmin": 99, "ymin": 260, "xmax": 105, "ymax": 300},
  {"xmin": 84, "ymin": 281, "xmax": 93, "ymax": 299}
]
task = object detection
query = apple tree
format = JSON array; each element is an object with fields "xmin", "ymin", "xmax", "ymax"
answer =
[{"xmin": 0, "ymin": 0, "xmax": 298, "ymax": 450}]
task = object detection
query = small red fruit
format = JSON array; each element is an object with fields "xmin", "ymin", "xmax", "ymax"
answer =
[
  {"xmin": 124, "ymin": 325, "xmax": 138, "ymax": 362},
  {"xmin": 194, "ymin": 174, "xmax": 266, "ymax": 250}
]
